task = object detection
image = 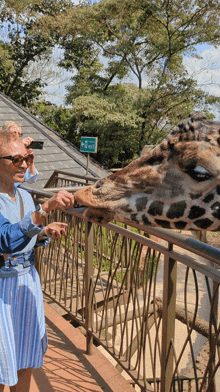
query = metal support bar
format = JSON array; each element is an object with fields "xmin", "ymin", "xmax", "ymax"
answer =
[
  {"xmin": 85, "ymin": 221, "xmax": 94, "ymax": 354},
  {"xmin": 208, "ymin": 280, "xmax": 219, "ymax": 391},
  {"xmin": 161, "ymin": 242, "xmax": 177, "ymax": 392}
]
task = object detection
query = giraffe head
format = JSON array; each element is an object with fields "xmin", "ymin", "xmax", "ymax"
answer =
[{"xmin": 74, "ymin": 112, "xmax": 220, "ymax": 231}]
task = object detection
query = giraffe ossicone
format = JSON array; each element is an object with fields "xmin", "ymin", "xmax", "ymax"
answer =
[{"xmin": 74, "ymin": 112, "xmax": 220, "ymax": 231}]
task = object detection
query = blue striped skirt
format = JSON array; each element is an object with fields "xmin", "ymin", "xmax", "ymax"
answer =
[{"xmin": 0, "ymin": 266, "xmax": 47, "ymax": 386}]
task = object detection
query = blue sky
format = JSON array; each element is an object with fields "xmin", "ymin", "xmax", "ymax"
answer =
[{"xmin": 182, "ymin": 45, "xmax": 220, "ymax": 119}]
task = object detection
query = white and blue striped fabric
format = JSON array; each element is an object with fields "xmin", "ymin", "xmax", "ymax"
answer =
[
  {"xmin": 0, "ymin": 266, "xmax": 47, "ymax": 386},
  {"xmin": 0, "ymin": 187, "xmax": 48, "ymax": 386}
]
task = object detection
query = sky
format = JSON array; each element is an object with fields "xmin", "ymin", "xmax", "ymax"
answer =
[
  {"xmin": 183, "ymin": 44, "xmax": 220, "ymax": 119},
  {"xmin": 185, "ymin": 43, "xmax": 220, "ymax": 97},
  {"xmin": 41, "ymin": 43, "xmax": 220, "ymax": 120}
]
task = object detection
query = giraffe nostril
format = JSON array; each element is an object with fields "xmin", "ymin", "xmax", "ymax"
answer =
[{"xmin": 94, "ymin": 180, "xmax": 104, "ymax": 189}]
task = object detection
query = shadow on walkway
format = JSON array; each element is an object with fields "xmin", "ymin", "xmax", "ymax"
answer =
[{"xmin": 32, "ymin": 301, "xmax": 135, "ymax": 392}]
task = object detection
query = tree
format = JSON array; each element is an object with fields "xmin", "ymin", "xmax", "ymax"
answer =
[
  {"xmin": 0, "ymin": 0, "xmax": 71, "ymax": 107},
  {"xmin": 40, "ymin": 0, "xmax": 218, "ymax": 166},
  {"xmin": 4, "ymin": 0, "xmax": 220, "ymax": 168},
  {"xmin": 71, "ymin": 86, "xmax": 143, "ymax": 168},
  {"xmin": 31, "ymin": 85, "xmax": 143, "ymax": 168},
  {"xmin": 30, "ymin": 100, "xmax": 78, "ymax": 142}
]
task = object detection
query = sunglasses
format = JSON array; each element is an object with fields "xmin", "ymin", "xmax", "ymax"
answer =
[{"xmin": 0, "ymin": 154, "xmax": 34, "ymax": 167}]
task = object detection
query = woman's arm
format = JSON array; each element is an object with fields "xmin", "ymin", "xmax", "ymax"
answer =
[
  {"xmin": 0, "ymin": 213, "xmax": 33, "ymax": 253},
  {"xmin": 0, "ymin": 190, "xmax": 74, "ymax": 253}
]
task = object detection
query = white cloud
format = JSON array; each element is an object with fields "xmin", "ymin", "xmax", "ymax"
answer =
[{"xmin": 183, "ymin": 46, "xmax": 220, "ymax": 119}]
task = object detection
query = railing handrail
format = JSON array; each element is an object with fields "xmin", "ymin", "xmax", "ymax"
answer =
[
  {"xmin": 106, "ymin": 220, "xmax": 220, "ymax": 266},
  {"xmin": 51, "ymin": 169, "xmax": 100, "ymax": 182},
  {"xmin": 44, "ymin": 169, "xmax": 100, "ymax": 188},
  {"xmin": 43, "ymin": 186, "xmax": 84, "ymax": 193}
]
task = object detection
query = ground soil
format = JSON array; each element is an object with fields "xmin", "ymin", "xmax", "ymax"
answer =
[{"xmin": 206, "ymin": 231, "xmax": 220, "ymax": 249}]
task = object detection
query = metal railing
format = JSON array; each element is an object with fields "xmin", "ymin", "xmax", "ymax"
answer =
[
  {"xmin": 44, "ymin": 169, "xmax": 100, "ymax": 189},
  {"xmin": 27, "ymin": 186, "xmax": 220, "ymax": 392}
]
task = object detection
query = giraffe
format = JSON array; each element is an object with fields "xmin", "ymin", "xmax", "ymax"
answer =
[{"xmin": 74, "ymin": 112, "xmax": 220, "ymax": 231}]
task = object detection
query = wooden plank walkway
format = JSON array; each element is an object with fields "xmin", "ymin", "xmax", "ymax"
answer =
[{"xmin": 3, "ymin": 299, "xmax": 135, "ymax": 392}]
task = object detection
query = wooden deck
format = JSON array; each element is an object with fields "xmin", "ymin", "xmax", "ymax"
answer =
[{"xmin": 3, "ymin": 298, "xmax": 135, "ymax": 392}]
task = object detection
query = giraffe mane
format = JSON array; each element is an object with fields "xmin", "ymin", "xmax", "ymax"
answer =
[{"xmin": 141, "ymin": 111, "xmax": 220, "ymax": 166}]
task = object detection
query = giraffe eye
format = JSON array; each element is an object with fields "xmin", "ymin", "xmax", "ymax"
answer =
[{"xmin": 186, "ymin": 165, "xmax": 213, "ymax": 182}]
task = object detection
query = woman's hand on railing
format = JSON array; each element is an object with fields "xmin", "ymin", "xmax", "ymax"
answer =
[
  {"xmin": 41, "ymin": 222, "xmax": 68, "ymax": 240},
  {"xmin": 42, "ymin": 190, "xmax": 75, "ymax": 213}
]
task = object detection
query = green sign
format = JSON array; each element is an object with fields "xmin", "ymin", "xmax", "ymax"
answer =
[{"xmin": 80, "ymin": 137, "xmax": 98, "ymax": 153}]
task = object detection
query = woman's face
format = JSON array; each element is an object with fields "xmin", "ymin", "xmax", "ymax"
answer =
[
  {"xmin": 0, "ymin": 140, "xmax": 28, "ymax": 185},
  {"xmin": 9, "ymin": 125, "xmax": 22, "ymax": 138}
]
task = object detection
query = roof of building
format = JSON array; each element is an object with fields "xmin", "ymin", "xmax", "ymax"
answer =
[{"xmin": 0, "ymin": 93, "xmax": 110, "ymax": 190}]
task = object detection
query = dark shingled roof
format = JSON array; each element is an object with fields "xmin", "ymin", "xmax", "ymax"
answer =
[{"xmin": 0, "ymin": 93, "xmax": 110, "ymax": 189}]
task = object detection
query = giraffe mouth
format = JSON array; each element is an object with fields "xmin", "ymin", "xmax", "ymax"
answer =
[
  {"xmin": 74, "ymin": 185, "xmax": 106, "ymax": 208},
  {"xmin": 74, "ymin": 185, "xmax": 117, "ymax": 223}
]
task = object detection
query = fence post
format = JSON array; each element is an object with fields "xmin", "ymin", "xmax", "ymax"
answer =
[
  {"xmin": 208, "ymin": 280, "xmax": 219, "ymax": 391},
  {"xmin": 85, "ymin": 220, "xmax": 94, "ymax": 355},
  {"xmin": 161, "ymin": 242, "xmax": 177, "ymax": 392}
]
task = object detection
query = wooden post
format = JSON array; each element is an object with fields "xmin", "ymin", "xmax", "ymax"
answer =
[
  {"xmin": 86, "ymin": 153, "xmax": 89, "ymax": 175},
  {"xmin": 85, "ymin": 220, "xmax": 94, "ymax": 354},
  {"xmin": 161, "ymin": 243, "xmax": 177, "ymax": 392}
]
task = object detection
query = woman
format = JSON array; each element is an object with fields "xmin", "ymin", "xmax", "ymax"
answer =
[
  {"xmin": 0, "ymin": 131, "xmax": 74, "ymax": 391},
  {"xmin": 2, "ymin": 121, "xmax": 38, "ymax": 184}
]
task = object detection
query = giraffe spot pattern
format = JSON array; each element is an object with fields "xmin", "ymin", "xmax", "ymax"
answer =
[
  {"xmin": 174, "ymin": 221, "xmax": 187, "ymax": 230},
  {"xmin": 136, "ymin": 196, "xmax": 148, "ymax": 212},
  {"xmin": 203, "ymin": 193, "xmax": 214, "ymax": 203},
  {"xmin": 142, "ymin": 214, "xmax": 151, "ymax": 225},
  {"xmin": 188, "ymin": 206, "xmax": 205, "ymax": 220},
  {"xmin": 190, "ymin": 193, "xmax": 202, "ymax": 200},
  {"xmin": 211, "ymin": 202, "xmax": 220, "ymax": 219},
  {"xmin": 148, "ymin": 201, "xmax": 164, "ymax": 216},
  {"xmin": 194, "ymin": 218, "xmax": 213, "ymax": 229},
  {"xmin": 166, "ymin": 201, "xmax": 186, "ymax": 219},
  {"xmin": 131, "ymin": 214, "xmax": 139, "ymax": 224},
  {"xmin": 121, "ymin": 205, "xmax": 133, "ymax": 213},
  {"xmin": 155, "ymin": 219, "xmax": 170, "ymax": 228}
]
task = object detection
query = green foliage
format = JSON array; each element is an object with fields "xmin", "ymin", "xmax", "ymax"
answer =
[
  {"xmin": 2, "ymin": 0, "xmax": 220, "ymax": 168},
  {"xmin": 0, "ymin": 0, "xmax": 70, "ymax": 107},
  {"xmin": 46, "ymin": 0, "xmax": 220, "ymax": 167},
  {"xmin": 30, "ymin": 100, "xmax": 78, "ymax": 143},
  {"xmin": 71, "ymin": 86, "xmax": 143, "ymax": 168}
]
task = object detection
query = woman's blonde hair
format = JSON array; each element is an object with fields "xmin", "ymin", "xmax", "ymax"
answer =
[{"xmin": 2, "ymin": 121, "xmax": 21, "ymax": 132}]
